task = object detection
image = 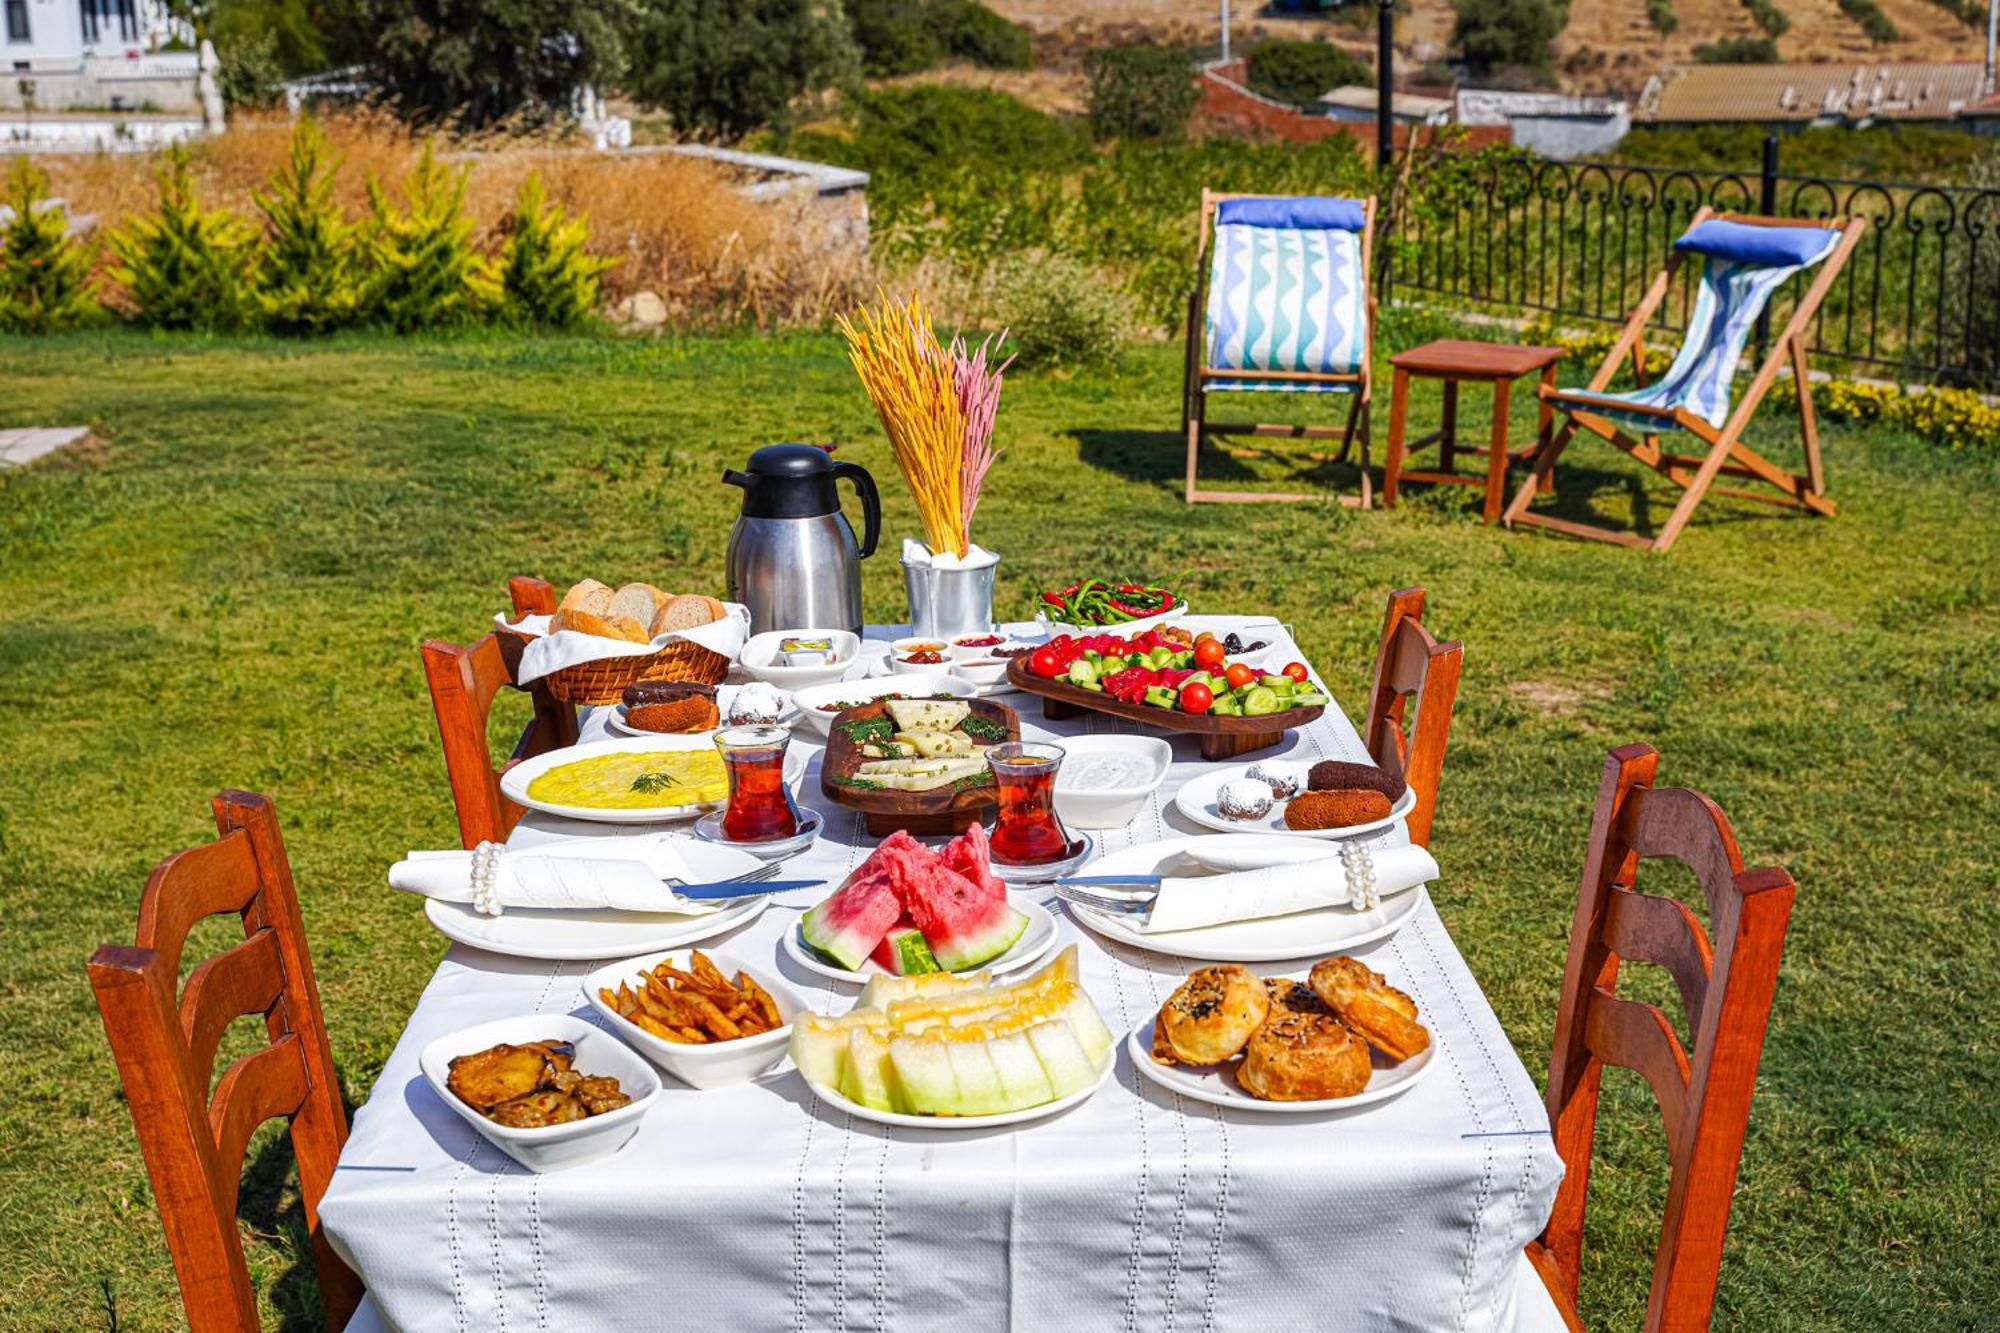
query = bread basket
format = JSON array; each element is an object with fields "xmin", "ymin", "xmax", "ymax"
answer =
[{"xmin": 532, "ymin": 640, "xmax": 729, "ymax": 706}]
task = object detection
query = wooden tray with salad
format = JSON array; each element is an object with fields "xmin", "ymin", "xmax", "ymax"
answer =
[
  {"xmin": 820, "ymin": 695, "xmax": 1021, "ymax": 836},
  {"xmin": 1006, "ymin": 628, "xmax": 1328, "ymax": 761}
]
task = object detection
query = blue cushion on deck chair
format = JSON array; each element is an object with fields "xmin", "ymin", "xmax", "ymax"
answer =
[
  {"xmin": 1674, "ymin": 219, "xmax": 1837, "ymax": 268},
  {"xmin": 1215, "ymin": 196, "xmax": 1367, "ymax": 232}
]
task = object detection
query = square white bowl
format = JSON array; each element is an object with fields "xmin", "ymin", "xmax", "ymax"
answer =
[
  {"xmin": 582, "ymin": 950, "xmax": 805, "ymax": 1089},
  {"xmin": 1052, "ymin": 734, "xmax": 1174, "ymax": 829},
  {"xmin": 419, "ymin": 1013, "xmax": 661, "ymax": 1173},
  {"xmin": 739, "ymin": 629, "xmax": 863, "ymax": 689}
]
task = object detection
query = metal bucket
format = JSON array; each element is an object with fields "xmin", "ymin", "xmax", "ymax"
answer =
[{"xmin": 902, "ymin": 551, "xmax": 997, "ymax": 639}]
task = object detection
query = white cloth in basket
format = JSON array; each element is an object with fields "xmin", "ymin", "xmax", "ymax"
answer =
[{"xmin": 499, "ymin": 602, "xmax": 751, "ymax": 687}]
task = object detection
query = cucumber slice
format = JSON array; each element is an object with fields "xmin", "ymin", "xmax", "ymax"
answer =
[
  {"xmin": 1292, "ymin": 691, "xmax": 1329, "ymax": 706},
  {"xmin": 1241, "ymin": 685, "xmax": 1283, "ymax": 717}
]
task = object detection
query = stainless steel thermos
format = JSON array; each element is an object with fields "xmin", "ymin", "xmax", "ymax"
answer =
[{"xmin": 723, "ymin": 444, "xmax": 881, "ymax": 635}]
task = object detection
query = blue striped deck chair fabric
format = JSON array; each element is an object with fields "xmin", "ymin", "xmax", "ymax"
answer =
[
  {"xmin": 1557, "ymin": 220, "xmax": 1841, "ymax": 431},
  {"xmin": 1202, "ymin": 195, "xmax": 1370, "ymax": 393}
]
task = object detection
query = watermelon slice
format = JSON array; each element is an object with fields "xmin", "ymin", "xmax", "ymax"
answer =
[
  {"xmin": 938, "ymin": 822, "xmax": 1008, "ymax": 902},
  {"xmin": 799, "ymin": 857, "xmax": 902, "ymax": 971},
  {"xmin": 870, "ymin": 921, "xmax": 941, "ymax": 976},
  {"xmin": 896, "ymin": 869, "xmax": 1028, "ymax": 973}
]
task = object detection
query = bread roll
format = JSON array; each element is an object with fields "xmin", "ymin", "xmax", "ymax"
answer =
[
  {"xmin": 556, "ymin": 609, "xmax": 651, "ymax": 643},
  {"xmin": 654, "ymin": 593, "xmax": 721, "ymax": 634},
  {"xmin": 557, "ymin": 579, "xmax": 614, "ymax": 620},
  {"xmin": 1235, "ymin": 1012, "xmax": 1372, "ymax": 1101},
  {"xmin": 609, "ymin": 583, "xmax": 667, "ymax": 627},
  {"xmin": 1309, "ymin": 956, "xmax": 1430, "ymax": 1062}
]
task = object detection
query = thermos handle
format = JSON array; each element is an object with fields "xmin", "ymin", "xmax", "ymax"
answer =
[{"xmin": 832, "ymin": 461, "xmax": 881, "ymax": 559}]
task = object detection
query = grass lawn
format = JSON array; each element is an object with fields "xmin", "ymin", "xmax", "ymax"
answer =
[{"xmin": 1, "ymin": 327, "xmax": 1995, "ymax": 1331}]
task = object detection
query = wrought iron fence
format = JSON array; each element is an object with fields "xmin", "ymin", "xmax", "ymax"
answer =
[{"xmin": 1388, "ymin": 153, "xmax": 2000, "ymax": 390}]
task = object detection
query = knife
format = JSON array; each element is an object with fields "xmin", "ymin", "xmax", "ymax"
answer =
[
  {"xmin": 673, "ymin": 879, "xmax": 825, "ymax": 901},
  {"xmin": 1054, "ymin": 874, "xmax": 1165, "ymax": 889}
]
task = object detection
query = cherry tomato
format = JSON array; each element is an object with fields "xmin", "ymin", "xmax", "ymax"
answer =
[
  {"xmin": 1282, "ymin": 661, "xmax": 1310, "ymax": 683},
  {"xmin": 1224, "ymin": 662, "xmax": 1256, "ymax": 690},
  {"xmin": 1029, "ymin": 646, "xmax": 1063, "ymax": 678},
  {"xmin": 1178, "ymin": 681, "xmax": 1214, "ymax": 714},
  {"xmin": 1193, "ymin": 638, "xmax": 1227, "ymax": 671}
]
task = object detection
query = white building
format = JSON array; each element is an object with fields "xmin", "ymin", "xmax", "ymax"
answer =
[
  {"xmin": 5, "ymin": 0, "xmax": 179, "ymax": 69},
  {"xmin": 4, "ymin": 0, "xmax": 209, "ymax": 149}
]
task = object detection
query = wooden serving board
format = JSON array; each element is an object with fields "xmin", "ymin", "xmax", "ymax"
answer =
[
  {"xmin": 1004, "ymin": 659, "xmax": 1324, "ymax": 762},
  {"xmin": 819, "ymin": 697, "xmax": 1021, "ymax": 836}
]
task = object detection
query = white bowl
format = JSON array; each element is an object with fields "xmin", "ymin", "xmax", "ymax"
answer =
[
  {"xmin": 1051, "ymin": 734, "xmax": 1174, "ymax": 830},
  {"xmin": 945, "ymin": 630, "xmax": 1007, "ymax": 662},
  {"xmin": 1035, "ymin": 600, "xmax": 1190, "ymax": 639},
  {"xmin": 739, "ymin": 629, "xmax": 863, "ymax": 689},
  {"xmin": 792, "ymin": 673, "xmax": 978, "ymax": 738},
  {"xmin": 582, "ymin": 950, "xmax": 805, "ymax": 1090},
  {"xmin": 886, "ymin": 635, "xmax": 955, "ymax": 671},
  {"xmin": 419, "ymin": 1013, "xmax": 661, "ymax": 1173},
  {"xmin": 951, "ymin": 656, "xmax": 1011, "ymax": 687}
]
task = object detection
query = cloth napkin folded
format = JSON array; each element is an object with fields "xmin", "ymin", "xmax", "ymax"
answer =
[
  {"xmin": 498, "ymin": 603, "xmax": 752, "ymax": 687},
  {"xmin": 1137, "ymin": 841, "xmax": 1439, "ymax": 934},
  {"xmin": 387, "ymin": 834, "xmax": 720, "ymax": 916}
]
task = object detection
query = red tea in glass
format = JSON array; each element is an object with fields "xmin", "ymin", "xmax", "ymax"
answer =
[
  {"xmin": 987, "ymin": 741, "xmax": 1071, "ymax": 863},
  {"xmin": 714, "ymin": 725, "xmax": 798, "ymax": 841}
]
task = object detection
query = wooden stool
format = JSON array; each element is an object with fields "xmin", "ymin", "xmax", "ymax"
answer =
[{"xmin": 1382, "ymin": 340, "xmax": 1564, "ymax": 524}]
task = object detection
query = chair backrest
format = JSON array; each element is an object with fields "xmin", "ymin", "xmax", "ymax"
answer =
[
  {"xmin": 1362, "ymin": 586, "xmax": 1462, "ymax": 848},
  {"xmin": 1199, "ymin": 192, "xmax": 1374, "ymax": 382},
  {"xmin": 421, "ymin": 575, "xmax": 578, "ymax": 848},
  {"xmin": 89, "ymin": 791, "xmax": 362, "ymax": 1333},
  {"xmin": 1535, "ymin": 743, "xmax": 1798, "ymax": 1331}
]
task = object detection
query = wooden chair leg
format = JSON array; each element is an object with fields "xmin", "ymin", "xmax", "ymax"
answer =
[
  {"xmin": 1439, "ymin": 380, "xmax": 1459, "ymax": 473},
  {"xmin": 1537, "ymin": 366, "xmax": 1558, "ymax": 497},
  {"xmin": 1382, "ymin": 372, "xmax": 1410, "ymax": 508},
  {"xmin": 1183, "ymin": 394, "xmax": 1204, "ymax": 505},
  {"xmin": 1791, "ymin": 336, "xmax": 1826, "ymax": 497},
  {"xmin": 1505, "ymin": 419, "xmax": 1576, "ymax": 525},
  {"xmin": 1651, "ymin": 425, "xmax": 1740, "ymax": 553}
]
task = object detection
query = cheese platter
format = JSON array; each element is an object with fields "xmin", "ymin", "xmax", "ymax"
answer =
[{"xmin": 819, "ymin": 694, "xmax": 1021, "ymax": 836}]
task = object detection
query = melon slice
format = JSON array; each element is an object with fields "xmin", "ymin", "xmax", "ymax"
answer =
[
  {"xmin": 857, "ymin": 968, "xmax": 985, "ymax": 1010},
  {"xmin": 985, "ymin": 1030, "xmax": 1056, "ymax": 1109},
  {"xmin": 799, "ymin": 859, "xmax": 902, "ymax": 971},
  {"xmin": 945, "ymin": 1041, "xmax": 1007, "ymax": 1116},
  {"xmin": 840, "ymin": 1029, "xmax": 901, "ymax": 1111},
  {"xmin": 1024, "ymin": 1020, "xmax": 1099, "ymax": 1099},
  {"xmin": 889, "ymin": 1036, "xmax": 959, "ymax": 1115},
  {"xmin": 870, "ymin": 922, "xmax": 941, "ymax": 977}
]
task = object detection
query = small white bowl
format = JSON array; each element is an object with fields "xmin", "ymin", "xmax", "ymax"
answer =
[
  {"xmin": 419, "ymin": 1013, "xmax": 661, "ymax": 1174},
  {"xmin": 792, "ymin": 673, "xmax": 977, "ymax": 738},
  {"xmin": 582, "ymin": 950, "xmax": 805, "ymax": 1090},
  {"xmin": 946, "ymin": 630, "xmax": 1007, "ymax": 662},
  {"xmin": 886, "ymin": 635, "xmax": 954, "ymax": 671},
  {"xmin": 951, "ymin": 656, "xmax": 1011, "ymax": 687},
  {"xmin": 1051, "ymin": 734, "xmax": 1174, "ymax": 830},
  {"xmin": 739, "ymin": 629, "xmax": 862, "ymax": 689}
]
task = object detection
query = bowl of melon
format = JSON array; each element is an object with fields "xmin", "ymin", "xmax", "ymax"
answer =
[{"xmin": 788, "ymin": 945, "xmax": 1115, "ymax": 1128}]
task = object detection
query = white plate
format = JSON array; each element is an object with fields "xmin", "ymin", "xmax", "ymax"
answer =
[
  {"xmin": 792, "ymin": 672, "xmax": 978, "ymax": 738},
  {"xmin": 1175, "ymin": 765, "xmax": 1418, "ymax": 839},
  {"xmin": 1127, "ymin": 1011, "xmax": 1435, "ymax": 1114},
  {"xmin": 991, "ymin": 831, "xmax": 1096, "ymax": 885},
  {"xmin": 781, "ymin": 896, "xmax": 1059, "ymax": 986},
  {"xmin": 738, "ymin": 629, "xmax": 864, "ymax": 689},
  {"xmin": 804, "ymin": 1049, "xmax": 1115, "ymax": 1129},
  {"xmin": 423, "ymin": 836, "xmax": 772, "ymax": 960},
  {"xmin": 1062, "ymin": 835, "xmax": 1426, "ymax": 962},
  {"xmin": 500, "ymin": 735, "xmax": 807, "ymax": 825},
  {"xmin": 581, "ymin": 949, "xmax": 805, "ymax": 1089},
  {"xmin": 606, "ymin": 684, "xmax": 801, "ymax": 738},
  {"xmin": 1034, "ymin": 600, "xmax": 1190, "ymax": 638}
]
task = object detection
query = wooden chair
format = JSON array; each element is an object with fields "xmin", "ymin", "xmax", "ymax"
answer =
[
  {"xmin": 421, "ymin": 575, "xmax": 579, "ymax": 848},
  {"xmin": 89, "ymin": 791, "xmax": 367, "ymax": 1333},
  {"xmin": 1502, "ymin": 208, "xmax": 1867, "ymax": 553},
  {"xmin": 1362, "ymin": 586, "xmax": 1462, "ymax": 848},
  {"xmin": 1182, "ymin": 190, "xmax": 1378, "ymax": 506},
  {"xmin": 1525, "ymin": 743, "xmax": 1799, "ymax": 1331}
]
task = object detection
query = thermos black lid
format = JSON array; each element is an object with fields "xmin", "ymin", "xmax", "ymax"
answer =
[{"xmin": 722, "ymin": 444, "xmax": 838, "ymax": 519}]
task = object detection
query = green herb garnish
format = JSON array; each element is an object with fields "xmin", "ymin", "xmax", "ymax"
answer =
[
  {"xmin": 629, "ymin": 771, "xmax": 681, "ymax": 794},
  {"xmin": 959, "ymin": 714, "xmax": 1007, "ymax": 743},
  {"xmin": 830, "ymin": 775, "xmax": 889, "ymax": 790},
  {"xmin": 835, "ymin": 716, "xmax": 896, "ymax": 745}
]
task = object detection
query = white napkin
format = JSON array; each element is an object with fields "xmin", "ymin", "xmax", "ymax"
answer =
[
  {"xmin": 1137, "ymin": 843, "xmax": 1438, "ymax": 934},
  {"xmin": 387, "ymin": 834, "xmax": 720, "ymax": 916},
  {"xmin": 899, "ymin": 539, "xmax": 999, "ymax": 570},
  {"xmin": 499, "ymin": 603, "xmax": 752, "ymax": 686}
]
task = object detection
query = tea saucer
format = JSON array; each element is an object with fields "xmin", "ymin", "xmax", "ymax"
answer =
[
  {"xmin": 989, "ymin": 831, "xmax": 1097, "ymax": 885},
  {"xmin": 692, "ymin": 808, "xmax": 824, "ymax": 861}
]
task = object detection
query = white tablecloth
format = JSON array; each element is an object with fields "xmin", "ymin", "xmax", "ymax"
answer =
[{"xmin": 321, "ymin": 618, "xmax": 1564, "ymax": 1332}]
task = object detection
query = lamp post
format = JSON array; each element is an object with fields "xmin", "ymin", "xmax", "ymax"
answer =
[
  {"xmin": 1377, "ymin": 0, "xmax": 1396, "ymax": 171},
  {"xmin": 1221, "ymin": 0, "xmax": 1231, "ymax": 64}
]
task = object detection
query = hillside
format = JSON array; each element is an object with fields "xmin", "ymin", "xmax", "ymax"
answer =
[{"xmin": 988, "ymin": 0, "xmax": 1992, "ymax": 97}]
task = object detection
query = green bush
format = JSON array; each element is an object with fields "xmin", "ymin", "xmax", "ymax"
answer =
[
  {"xmin": 1741, "ymin": 0, "xmax": 1790, "ymax": 36},
  {"xmin": 847, "ymin": 0, "xmax": 1031, "ymax": 76},
  {"xmin": 1450, "ymin": 0, "xmax": 1567, "ymax": 75},
  {"xmin": 254, "ymin": 117, "xmax": 365, "ymax": 335},
  {"xmin": 497, "ymin": 174, "xmax": 618, "ymax": 328},
  {"xmin": 1084, "ymin": 44, "xmax": 1199, "ymax": 142},
  {"xmin": 0, "ymin": 158, "xmax": 97, "ymax": 334},
  {"xmin": 941, "ymin": 0, "xmax": 1032, "ymax": 70},
  {"xmin": 627, "ymin": 0, "xmax": 860, "ymax": 138},
  {"xmin": 1244, "ymin": 39, "xmax": 1372, "ymax": 107},
  {"xmin": 1837, "ymin": 0, "xmax": 1898, "ymax": 40},
  {"xmin": 1694, "ymin": 35, "xmax": 1778, "ymax": 61},
  {"xmin": 1645, "ymin": 0, "xmax": 1678, "ymax": 31},
  {"xmin": 215, "ymin": 27, "xmax": 288, "ymax": 109},
  {"xmin": 110, "ymin": 146, "xmax": 259, "ymax": 331},
  {"xmin": 992, "ymin": 253, "xmax": 1128, "ymax": 368},
  {"xmin": 361, "ymin": 141, "xmax": 496, "ymax": 332}
]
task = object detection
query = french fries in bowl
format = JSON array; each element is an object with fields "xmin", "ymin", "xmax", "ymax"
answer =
[{"xmin": 583, "ymin": 949, "xmax": 804, "ymax": 1090}]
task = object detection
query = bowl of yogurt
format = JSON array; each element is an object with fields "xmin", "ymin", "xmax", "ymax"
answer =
[{"xmin": 1051, "ymin": 735, "xmax": 1173, "ymax": 830}]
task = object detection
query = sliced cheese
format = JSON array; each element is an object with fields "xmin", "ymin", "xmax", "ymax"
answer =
[
  {"xmin": 853, "ymin": 755, "xmax": 990, "ymax": 791},
  {"xmin": 884, "ymin": 699, "xmax": 970, "ymax": 733},
  {"xmin": 896, "ymin": 729, "xmax": 975, "ymax": 758}
]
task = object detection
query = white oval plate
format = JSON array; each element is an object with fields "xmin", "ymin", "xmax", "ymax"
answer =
[
  {"xmin": 1127, "ymin": 1012, "xmax": 1435, "ymax": 1114},
  {"xmin": 1062, "ymin": 835, "xmax": 1426, "ymax": 962},
  {"xmin": 606, "ymin": 684, "xmax": 801, "ymax": 738},
  {"xmin": 1174, "ymin": 765, "xmax": 1418, "ymax": 840},
  {"xmin": 423, "ymin": 836, "xmax": 771, "ymax": 961},
  {"xmin": 781, "ymin": 896, "xmax": 1059, "ymax": 986},
  {"xmin": 803, "ymin": 1049, "xmax": 1114, "ymax": 1129},
  {"xmin": 499, "ymin": 735, "xmax": 807, "ymax": 825}
]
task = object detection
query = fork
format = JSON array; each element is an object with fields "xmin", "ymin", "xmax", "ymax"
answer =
[
  {"xmin": 665, "ymin": 862, "xmax": 781, "ymax": 889},
  {"xmin": 1052, "ymin": 883, "xmax": 1156, "ymax": 917}
]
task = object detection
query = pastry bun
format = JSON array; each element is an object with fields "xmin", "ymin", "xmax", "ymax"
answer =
[
  {"xmin": 1155, "ymin": 964, "xmax": 1270, "ymax": 1065},
  {"xmin": 1309, "ymin": 956, "xmax": 1431, "ymax": 1061},
  {"xmin": 1235, "ymin": 1011, "xmax": 1371, "ymax": 1101}
]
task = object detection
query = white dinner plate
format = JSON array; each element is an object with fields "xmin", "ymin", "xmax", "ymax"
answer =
[
  {"xmin": 803, "ymin": 1049, "xmax": 1115, "ymax": 1129},
  {"xmin": 499, "ymin": 734, "xmax": 807, "ymax": 825},
  {"xmin": 1175, "ymin": 764, "xmax": 1419, "ymax": 839},
  {"xmin": 606, "ymin": 684, "xmax": 802, "ymax": 738},
  {"xmin": 1127, "ymin": 1011, "xmax": 1436, "ymax": 1114},
  {"xmin": 1062, "ymin": 834, "xmax": 1426, "ymax": 962},
  {"xmin": 422, "ymin": 837, "xmax": 773, "ymax": 961},
  {"xmin": 781, "ymin": 897, "xmax": 1059, "ymax": 986}
]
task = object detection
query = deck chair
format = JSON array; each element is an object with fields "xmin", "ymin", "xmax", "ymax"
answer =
[
  {"xmin": 1502, "ymin": 209, "xmax": 1868, "ymax": 553},
  {"xmin": 1183, "ymin": 191, "xmax": 1377, "ymax": 505}
]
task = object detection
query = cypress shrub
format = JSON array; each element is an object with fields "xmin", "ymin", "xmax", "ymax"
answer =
[
  {"xmin": 0, "ymin": 158, "xmax": 98, "ymax": 333},
  {"xmin": 110, "ymin": 146, "xmax": 259, "ymax": 331}
]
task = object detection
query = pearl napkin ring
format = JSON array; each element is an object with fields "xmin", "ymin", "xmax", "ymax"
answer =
[
  {"xmin": 468, "ymin": 841, "xmax": 504, "ymax": 916},
  {"xmin": 1338, "ymin": 841, "xmax": 1378, "ymax": 912}
]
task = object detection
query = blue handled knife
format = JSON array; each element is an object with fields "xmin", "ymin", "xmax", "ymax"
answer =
[{"xmin": 674, "ymin": 879, "xmax": 824, "ymax": 901}]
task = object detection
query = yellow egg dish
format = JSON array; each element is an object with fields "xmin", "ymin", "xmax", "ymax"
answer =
[{"xmin": 526, "ymin": 749, "xmax": 729, "ymax": 809}]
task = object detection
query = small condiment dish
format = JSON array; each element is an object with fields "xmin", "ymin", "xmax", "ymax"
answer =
[
  {"xmin": 419, "ymin": 1013, "xmax": 661, "ymax": 1173},
  {"xmin": 951, "ymin": 656, "xmax": 1011, "ymax": 687},
  {"xmin": 739, "ymin": 629, "xmax": 862, "ymax": 689},
  {"xmin": 1052, "ymin": 734, "xmax": 1173, "ymax": 829},
  {"xmin": 792, "ymin": 673, "xmax": 978, "ymax": 738},
  {"xmin": 947, "ymin": 630, "xmax": 1006, "ymax": 662},
  {"xmin": 581, "ymin": 950, "xmax": 805, "ymax": 1090},
  {"xmin": 888, "ymin": 635, "xmax": 952, "ymax": 668}
]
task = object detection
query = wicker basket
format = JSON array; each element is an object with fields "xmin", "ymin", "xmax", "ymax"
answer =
[{"xmin": 514, "ymin": 636, "xmax": 731, "ymax": 707}]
